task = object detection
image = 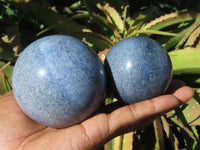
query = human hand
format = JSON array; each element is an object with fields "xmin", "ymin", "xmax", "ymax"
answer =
[{"xmin": 0, "ymin": 80, "xmax": 194, "ymax": 150}]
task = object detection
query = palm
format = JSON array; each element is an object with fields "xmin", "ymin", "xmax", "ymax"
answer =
[
  {"xmin": 0, "ymin": 92, "xmax": 107, "ymax": 150},
  {"xmin": 0, "ymin": 81, "xmax": 194, "ymax": 150}
]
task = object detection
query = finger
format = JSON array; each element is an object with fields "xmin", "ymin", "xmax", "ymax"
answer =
[
  {"xmin": 1, "ymin": 91, "xmax": 14, "ymax": 97},
  {"xmin": 165, "ymin": 79, "xmax": 186, "ymax": 94},
  {"xmin": 107, "ymin": 85, "xmax": 194, "ymax": 138},
  {"xmin": 0, "ymin": 91, "xmax": 47, "ymax": 147},
  {"xmin": 101, "ymin": 80, "xmax": 188, "ymax": 114},
  {"xmin": 78, "ymin": 85, "xmax": 194, "ymax": 149},
  {"xmin": 172, "ymin": 86, "xmax": 194, "ymax": 104},
  {"xmin": 44, "ymin": 85, "xmax": 193, "ymax": 150}
]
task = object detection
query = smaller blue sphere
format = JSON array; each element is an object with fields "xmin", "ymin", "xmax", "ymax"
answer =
[
  {"xmin": 12, "ymin": 35, "xmax": 106, "ymax": 128},
  {"xmin": 105, "ymin": 36, "xmax": 172, "ymax": 104}
]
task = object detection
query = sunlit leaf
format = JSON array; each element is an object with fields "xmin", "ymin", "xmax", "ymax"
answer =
[
  {"xmin": 185, "ymin": 25, "xmax": 200, "ymax": 47},
  {"xmin": 97, "ymin": 3, "xmax": 122, "ymax": 41},
  {"xmin": 121, "ymin": 132, "xmax": 133, "ymax": 150},
  {"xmin": 104, "ymin": 136, "xmax": 122, "ymax": 150},
  {"xmin": 169, "ymin": 48, "xmax": 200, "ymax": 74},
  {"xmin": 167, "ymin": 111, "xmax": 197, "ymax": 141},
  {"xmin": 154, "ymin": 119, "xmax": 165, "ymax": 150},
  {"xmin": 127, "ymin": 7, "xmax": 164, "ymax": 38},
  {"xmin": 161, "ymin": 116, "xmax": 179, "ymax": 150},
  {"xmin": 175, "ymin": 17, "xmax": 200, "ymax": 49},
  {"xmin": 70, "ymin": 0, "xmax": 82, "ymax": 10},
  {"xmin": 130, "ymin": 29, "xmax": 178, "ymax": 37},
  {"xmin": 0, "ymin": 70, "xmax": 12, "ymax": 95},
  {"xmin": 164, "ymin": 27, "xmax": 190, "ymax": 50},
  {"xmin": 181, "ymin": 97, "xmax": 200, "ymax": 126},
  {"xmin": 100, "ymin": 3, "xmax": 124, "ymax": 33},
  {"xmin": 0, "ymin": 61, "xmax": 13, "ymax": 79},
  {"xmin": 143, "ymin": 11, "xmax": 200, "ymax": 31}
]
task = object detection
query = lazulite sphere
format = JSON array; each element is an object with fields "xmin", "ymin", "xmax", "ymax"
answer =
[
  {"xmin": 12, "ymin": 35, "xmax": 106, "ymax": 128},
  {"xmin": 105, "ymin": 36, "xmax": 172, "ymax": 104}
]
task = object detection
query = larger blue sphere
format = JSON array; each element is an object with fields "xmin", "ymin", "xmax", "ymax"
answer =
[
  {"xmin": 105, "ymin": 36, "xmax": 172, "ymax": 104},
  {"xmin": 12, "ymin": 35, "xmax": 106, "ymax": 128}
]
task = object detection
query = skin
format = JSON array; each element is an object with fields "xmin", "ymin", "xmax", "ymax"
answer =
[{"xmin": 0, "ymin": 80, "xmax": 194, "ymax": 150}]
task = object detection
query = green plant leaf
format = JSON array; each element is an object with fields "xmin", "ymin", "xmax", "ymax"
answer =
[
  {"xmin": 130, "ymin": 29, "xmax": 178, "ymax": 37},
  {"xmin": 164, "ymin": 27, "xmax": 190, "ymax": 50},
  {"xmin": 0, "ymin": 70, "xmax": 12, "ymax": 95},
  {"xmin": 0, "ymin": 44, "xmax": 16, "ymax": 60},
  {"xmin": 161, "ymin": 116, "xmax": 179, "ymax": 150},
  {"xmin": 0, "ymin": 36, "xmax": 16, "ymax": 60},
  {"xmin": 70, "ymin": 0, "xmax": 82, "ymax": 10},
  {"xmin": 100, "ymin": 3, "xmax": 124, "ymax": 33},
  {"xmin": 185, "ymin": 25, "xmax": 200, "ymax": 47},
  {"xmin": 4, "ymin": 0, "xmax": 84, "ymax": 33},
  {"xmin": 0, "ymin": 61, "xmax": 13, "ymax": 79},
  {"xmin": 91, "ymin": 13, "xmax": 117, "ymax": 35},
  {"xmin": 169, "ymin": 48, "xmax": 200, "ymax": 75},
  {"xmin": 121, "ymin": 132, "xmax": 133, "ymax": 150},
  {"xmin": 167, "ymin": 111, "xmax": 197, "ymax": 141},
  {"xmin": 143, "ymin": 11, "xmax": 200, "ymax": 31},
  {"xmin": 175, "ymin": 17, "xmax": 200, "ymax": 49},
  {"xmin": 97, "ymin": 3, "xmax": 122, "ymax": 41},
  {"xmin": 153, "ymin": 119, "xmax": 165, "ymax": 150},
  {"xmin": 70, "ymin": 32, "xmax": 113, "ymax": 51},
  {"xmin": 104, "ymin": 136, "xmax": 122, "ymax": 150},
  {"xmin": 181, "ymin": 96, "xmax": 200, "ymax": 126}
]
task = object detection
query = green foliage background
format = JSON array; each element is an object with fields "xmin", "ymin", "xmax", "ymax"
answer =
[{"xmin": 0, "ymin": 0, "xmax": 200, "ymax": 149}]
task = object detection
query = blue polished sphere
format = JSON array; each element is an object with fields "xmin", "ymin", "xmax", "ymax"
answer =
[
  {"xmin": 12, "ymin": 35, "xmax": 106, "ymax": 128},
  {"xmin": 105, "ymin": 36, "xmax": 172, "ymax": 104}
]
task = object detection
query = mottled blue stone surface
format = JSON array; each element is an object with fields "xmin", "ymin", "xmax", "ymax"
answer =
[
  {"xmin": 105, "ymin": 36, "xmax": 172, "ymax": 104},
  {"xmin": 12, "ymin": 35, "xmax": 106, "ymax": 128}
]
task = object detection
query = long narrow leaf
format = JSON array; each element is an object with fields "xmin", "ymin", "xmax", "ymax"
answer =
[
  {"xmin": 153, "ymin": 119, "xmax": 165, "ymax": 150},
  {"xmin": 97, "ymin": 3, "xmax": 122, "ymax": 41},
  {"xmin": 0, "ymin": 61, "xmax": 13, "ymax": 79},
  {"xmin": 175, "ymin": 17, "xmax": 200, "ymax": 49},
  {"xmin": 130, "ymin": 29, "xmax": 178, "ymax": 37},
  {"xmin": 143, "ymin": 11, "xmax": 200, "ymax": 31},
  {"xmin": 164, "ymin": 27, "xmax": 190, "ymax": 50},
  {"xmin": 101, "ymin": 3, "xmax": 124, "ymax": 33},
  {"xmin": 169, "ymin": 48, "xmax": 200, "ymax": 74},
  {"xmin": 185, "ymin": 25, "xmax": 200, "ymax": 47},
  {"xmin": 121, "ymin": 132, "xmax": 133, "ymax": 150},
  {"xmin": 0, "ymin": 71, "xmax": 12, "ymax": 95},
  {"xmin": 161, "ymin": 116, "xmax": 179, "ymax": 150},
  {"xmin": 104, "ymin": 136, "xmax": 122, "ymax": 150},
  {"xmin": 167, "ymin": 111, "xmax": 197, "ymax": 141},
  {"xmin": 180, "ymin": 97, "xmax": 200, "ymax": 126}
]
